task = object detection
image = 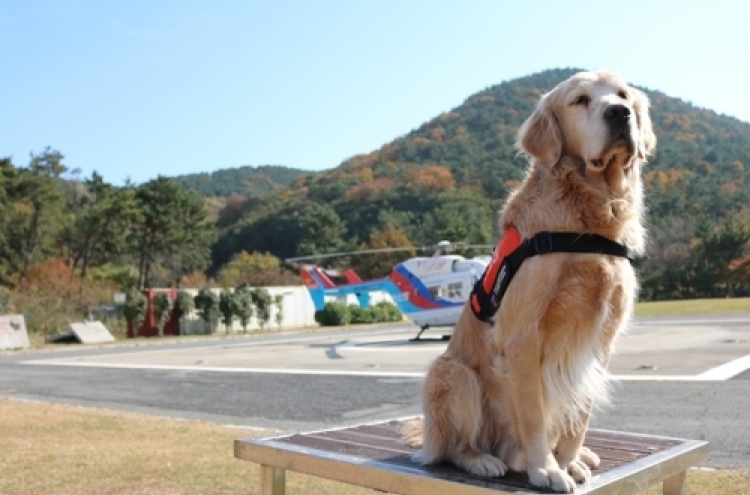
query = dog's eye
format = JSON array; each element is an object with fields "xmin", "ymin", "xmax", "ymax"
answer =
[
  {"xmin": 617, "ymin": 90, "xmax": 628, "ymax": 99},
  {"xmin": 572, "ymin": 95, "xmax": 590, "ymax": 106}
]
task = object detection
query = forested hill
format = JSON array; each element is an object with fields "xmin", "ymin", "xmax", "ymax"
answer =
[
  {"xmin": 173, "ymin": 164, "xmax": 313, "ymax": 198},
  {"xmin": 297, "ymin": 67, "xmax": 750, "ymax": 217},
  {"xmin": 2, "ymin": 68, "xmax": 748, "ymax": 308},
  {"xmin": 213, "ymin": 68, "xmax": 750, "ymax": 299}
]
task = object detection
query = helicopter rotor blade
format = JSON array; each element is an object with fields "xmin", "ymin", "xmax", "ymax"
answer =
[
  {"xmin": 285, "ymin": 242, "xmax": 496, "ymax": 265},
  {"xmin": 285, "ymin": 246, "xmax": 427, "ymax": 264}
]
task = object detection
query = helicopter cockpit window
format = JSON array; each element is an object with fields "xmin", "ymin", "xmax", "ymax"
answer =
[
  {"xmin": 428, "ymin": 286, "xmax": 441, "ymax": 299},
  {"xmin": 448, "ymin": 282, "xmax": 463, "ymax": 299}
]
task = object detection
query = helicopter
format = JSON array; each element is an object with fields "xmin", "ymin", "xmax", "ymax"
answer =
[{"xmin": 287, "ymin": 241, "xmax": 494, "ymax": 340}]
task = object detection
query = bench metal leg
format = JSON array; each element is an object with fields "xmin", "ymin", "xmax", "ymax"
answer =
[
  {"xmin": 260, "ymin": 465, "xmax": 285, "ymax": 495},
  {"xmin": 663, "ymin": 470, "xmax": 687, "ymax": 495}
]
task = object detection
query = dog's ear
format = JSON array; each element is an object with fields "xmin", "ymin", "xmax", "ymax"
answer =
[
  {"xmin": 516, "ymin": 93, "xmax": 562, "ymax": 166},
  {"xmin": 632, "ymin": 88, "xmax": 656, "ymax": 160}
]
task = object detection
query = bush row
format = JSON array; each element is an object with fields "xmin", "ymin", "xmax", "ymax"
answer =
[{"xmin": 314, "ymin": 301, "xmax": 402, "ymax": 326}]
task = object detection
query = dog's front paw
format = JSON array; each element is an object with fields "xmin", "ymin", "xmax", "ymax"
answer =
[
  {"xmin": 563, "ymin": 458, "xmax": 592, "ymax": 483},
  {"xmin": 555, "ymin": 445, "xmax": 600, "ymax": 483},
  {"xmin": 528, "ymin": 466, "xmax": 577, "ymax": 493},
  {"xmin": 455, "ymin": 452, "xmax": 507, "ymax": 478},
  {"xmin": 578, "ymin": 446, "xmax": 600, "ymax": 469}
]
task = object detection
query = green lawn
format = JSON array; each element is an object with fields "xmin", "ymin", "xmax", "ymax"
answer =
[{"xmin": 635, "ymin": 297, "xmax": 750, "ymax": 317}]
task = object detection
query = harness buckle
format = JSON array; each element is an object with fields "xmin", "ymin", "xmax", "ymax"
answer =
[{"xmin": 532, "ymin": 232, "xmax": 554, "ymax": 254}]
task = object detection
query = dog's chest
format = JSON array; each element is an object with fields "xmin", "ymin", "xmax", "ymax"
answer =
[{"xmin": 542, "ymin": 263, "xmax": 632, "ymax": 434}]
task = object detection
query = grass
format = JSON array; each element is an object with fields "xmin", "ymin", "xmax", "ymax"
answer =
[
  {"xmin": 0, "ymin": 398, "xmax": 381, "ymax": 495},
  {"xmin": 635, "ymin": 297, "xmax": 750, "ymax": 317},
  {"xmin": 1, "ymin": 399, "xmax": 748, "ymax": 495}
]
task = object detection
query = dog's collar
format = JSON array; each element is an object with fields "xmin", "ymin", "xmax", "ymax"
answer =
[{"xmin": 470, "ymin": 227, "xmax": 633, "ymax": 323}]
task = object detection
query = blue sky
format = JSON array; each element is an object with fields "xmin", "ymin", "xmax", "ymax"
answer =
[{"xmin": 2, "ymin": 1, "xmax": 749, "ymax": 185}]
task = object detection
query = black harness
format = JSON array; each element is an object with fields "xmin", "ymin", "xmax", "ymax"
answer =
[{"xmin": 470, "ymin": 231, "xmax": 634, "ymax": 323}]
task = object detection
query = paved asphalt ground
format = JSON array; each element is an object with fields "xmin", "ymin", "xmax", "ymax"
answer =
[{"xmin": 1, "ymin": 316, "xmax": 749, "ymax": 469}]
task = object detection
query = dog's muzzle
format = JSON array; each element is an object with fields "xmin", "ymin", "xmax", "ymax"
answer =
[
  {"xmin": 604, "ymin": 104, "xmax": 634, "ymax": 146},
  {"xmin": 587, "ymin": 105, "xmax": 637, "ymax": 171}
]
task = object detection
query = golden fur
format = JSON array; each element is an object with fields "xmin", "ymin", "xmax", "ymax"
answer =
[{"xmin": 404, "ymin": 71, "xmax": 656, "ymax": 493}]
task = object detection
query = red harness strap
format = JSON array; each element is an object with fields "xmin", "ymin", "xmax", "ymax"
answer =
[{"xmin": 470, "ymin": 226, "xmax": 522, "ymax": 320}]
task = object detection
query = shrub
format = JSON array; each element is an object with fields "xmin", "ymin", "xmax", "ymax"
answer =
[
  {"xmin": 314, "ymin": 301, "xmax": 402, "ymax": 326},
  {"xmin": 314, "ymin": 302, "xmax": 351, "ymax": 326},
  {"xmin": 234, "ymin": 284, "xmax": 254, "ymax": 333},
  {"xmin": 374, "ymin": 301, "xmax": 402, "ymax": 321},
  {"xmin": 123, "ymin": 288, "xmax": 147, "ymax": 337},
  {"xmin": 251, "ymin": 288, "xmax": 272, "ymax": 330},
  {"xmin": 348, "ymin": 305, "xmax": 372, "ymax": 324},
  {"xmin": 152, "ymin": 292, "xmax": 173, "ymax": 337},
  {"xmin": 172, "ymin": 290, "xmax": 195, "ymax": 336},
  {"xmin": 219, "ymin": 289, "xmax": 236, "ymax": 332},
  {"xmin": 194, "ymin": 288, "xmax": 219, "ymax": 334}
]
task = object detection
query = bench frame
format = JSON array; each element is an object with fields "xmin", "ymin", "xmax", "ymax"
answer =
[{"xmin": 235, "ymin": 421, "xmax": 710, "ymax": 495}]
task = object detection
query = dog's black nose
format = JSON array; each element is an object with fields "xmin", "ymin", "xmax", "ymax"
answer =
[{"xmin": 604, "ymin": 104, "xmax": 630, "ymax": 124}]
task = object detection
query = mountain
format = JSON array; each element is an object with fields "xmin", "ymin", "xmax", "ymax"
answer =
[
  {"xmin": 173, "ymin": 164, "xmax": 315, "ymax": 198},
  {"xmin": 211, "ymin": 68, "xmax": 750, "ymax": 284},
  {"xmin": 301, "ymin": 67, "xmax": 750, "ymax": 217}
]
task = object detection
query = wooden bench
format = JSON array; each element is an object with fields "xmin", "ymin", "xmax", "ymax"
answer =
[{"xmin": 234, "ymin": 418, "xmax": 710, "ymax": 495}]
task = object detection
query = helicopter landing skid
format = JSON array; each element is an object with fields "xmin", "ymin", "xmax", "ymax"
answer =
[{"xmin": 410, "ymin": 326, "xmax": 452, "ymax": 342}]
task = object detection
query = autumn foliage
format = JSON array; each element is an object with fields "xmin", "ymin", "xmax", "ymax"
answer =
[
  {"xmin": 349, "ymin": 226, "xmax": 416, "ymax": 280},
  {"xmin": 216, "ymin": 251, "xmax": 300, "ymax": 287},
  {"xmin": 407, "ymin": 165, "xmax": 456, "ymax": 192},
  {"xmin": 11, "ymin": 258, "xmax": 113, "ymax": 337}
]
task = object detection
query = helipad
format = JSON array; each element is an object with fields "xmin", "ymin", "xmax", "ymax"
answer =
[{"xmin": 21, "ymin": 315, "xmax": 750, "ymax": 381}]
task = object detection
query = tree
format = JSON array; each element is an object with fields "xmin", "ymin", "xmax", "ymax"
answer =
[
  {"xmin": 424, "ymin": 191, "xmax": 496, "ymax": 250},
  {"xmin": 295, "ymin": 201, "xmax": 347, "ymax": 257},
  {"xmin": 688, "ymin": 216, "xmax": 750, "ymax": 297},
  {"xmin": 234, "ymin": 284, "xmax": 254, "ymax": 333},
  {"xmin": 123, "ymin": 288, "xmax": 147, "ymax": 337},
  {"xmin": 273, "ymin": 294, "xmax": 284, "ymax": 330},
  {"xmin": 12, "ymin": 149, "xmax": 68, "ymax": 278},
  {"xmin": 0, "ymin": 286, "xmax": 13, "ymax": 313},
  {"xmin": 217, "ymin": 251, "xmax": 286, "ymax": 287},
  {"xmin": 172, "ymin": 290, "xmax": 195, "ymax": 336},
  {"xmin": 64, "ymin": 172, "xmax": 140, "ymax": 281},
  {"xmin": 152, "ymin": 292, "xmax": 173, "ymax": 337},
  {"xmin": 349, "ymin": 225, "xmax": 416, "ymax": 280},
  {"xmin": 0, "ymin": 159, "xmax": 19, "ymax": 281},
  {"xmin": 131, "ymin": 176, "xmax": 215, "ymax": 288},
  {"xmin": 729, "ymin": 254, "xmax": 750, "ymax": 295},
  {"xmin": 251, "ymin": 288, "xmax": 272, "ymax": 331},
  {"xmin": 218, "ymin": 288, "xmax": 236, "ymax": 332},
  {"xmin": 407, "ymin": 164, "xmax": 456, "ymax": 192},
  {"xmin": 194, "ymin": 288, "xmax": 219, "ymax": 334}
]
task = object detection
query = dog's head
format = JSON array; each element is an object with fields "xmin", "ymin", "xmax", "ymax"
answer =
[{"xmin": 517, "ymin": 71, "xmax": 656, "ymax": 173}]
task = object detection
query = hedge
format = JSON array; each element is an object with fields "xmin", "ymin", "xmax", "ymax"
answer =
[{"xmin": 314, "ymin": 301, "xmax": 402, "ymax": 326}]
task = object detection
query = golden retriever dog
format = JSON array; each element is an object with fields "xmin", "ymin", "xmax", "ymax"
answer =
[{"xmin": 405, "ymin": 70, "xmax": 656, "ymax": 492}]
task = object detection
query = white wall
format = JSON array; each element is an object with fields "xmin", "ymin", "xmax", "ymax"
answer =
[{"xmin": 179, "ymin": 286, "xmax": 318, "ymax": 335}]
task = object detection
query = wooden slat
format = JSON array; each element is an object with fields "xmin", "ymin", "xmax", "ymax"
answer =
[
  {"xmin": 307, "ymin": 432, "xmax": 414, "ymax": 455},
  {"xmin": 276, "ymin": 422, "xmax": 678, "ymax": 478},
  {"xmin": 350, "ymin": 421, "xmax": 410, "ymax": 439},
  {"xmin": 586, "ymin": 430, "xmax": 682, "ymax": 449}
]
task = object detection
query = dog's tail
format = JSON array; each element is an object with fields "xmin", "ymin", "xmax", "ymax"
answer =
[{"xmin": 400, "ymin": 417, "xmax": 424, "ymax": 448}]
